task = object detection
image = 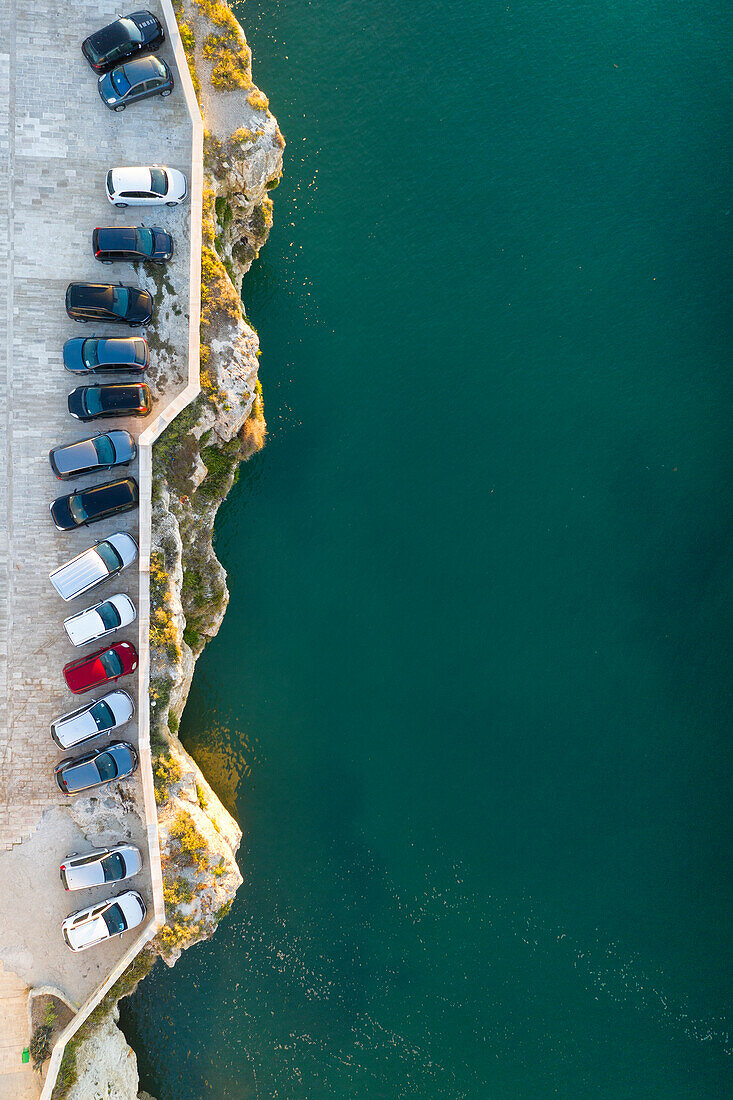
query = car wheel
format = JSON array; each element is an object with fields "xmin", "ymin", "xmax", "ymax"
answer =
[
  {"xmin": 114, "ymin": 105, "xmax": 125, "ymax": 112},
  {"xmin": 166, "ymin": 201, "xmax": 178, "ymax": 207},
  {"xmin": 161, "ymin": 89, "xmax": 171, "ymax": 97},
  {"xmin": 115, "ymin": 202, "xmax": 128, "ymax": 209}
]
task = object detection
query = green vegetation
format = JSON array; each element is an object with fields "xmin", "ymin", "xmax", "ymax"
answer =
[
  {"xmin": 196, "ymin": 781, "xmax": 209, "ymax": 809},
  {"xmin": 30, "ymin": 1003, "xmax": 57, "ymax": 1073},
  {"xmin": 51, "ymin": 951, "xmax": 155, "ymax": 1099},
  {"xmin": 199, "ymin": 442, "xmax": 239, "ymax": 498},
  {"xmin": 168, "ymin": 711, "xmax": 180, "ymax": 734},
  {"xmin": 204, "ymin": 28, "xmax": 252, "ymax": 90},
  {"xmin": 247, "ymin": 88, "xmax": 269, "ymax": 111},
  {"xmin": 169, "ymin": 811, "xmax": 210, "ymax": 871},
  {"xmin": 215, "ymin": 900, "xmax": 233, "ymax": 923},
  {"xmin": 154, "ymin": 751, "xmax": 182, "ymax": 805},
  {"xmin": 149, "ymin": 553, "xmax": 181, "ymax": 662}
]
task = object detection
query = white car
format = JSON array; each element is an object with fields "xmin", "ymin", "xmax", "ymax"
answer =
[
  {"xmin": 51, "ymin": 689, "xmax": 134, "ymax": 749},
  {"xmin": 106, "ymin": 165, "xmax": 188, "ymax": 207},
  {"xmin": 60, "ymin": 844, "xmax": 142, "ymax": 892},
  {"xmin": 62, "ymin": 890, "xmax": 146, "ymax": 951},
  {"xmin": 64, "ymin": 593, "xmax": 136, "ymax": 647},
  {"xmin": 50, "ymin": 531, "xmax": 138, "ymax": 601}
]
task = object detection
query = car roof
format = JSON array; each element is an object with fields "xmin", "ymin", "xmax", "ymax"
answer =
[
  {"xmin": 112, "ymin": 166, "xmax": 155, "ymax": 191},
  {"xmin": 98, "ymin": 227, "xmax": 138, "ymax": 248},
  {"xmin": 122, "ymin": 55, "xmax": 164, "ymax": 79}
]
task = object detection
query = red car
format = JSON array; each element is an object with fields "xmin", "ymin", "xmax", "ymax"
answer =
[{"xmin": 63, "ymin": 641, "xmax": 138, "ymax": 695}]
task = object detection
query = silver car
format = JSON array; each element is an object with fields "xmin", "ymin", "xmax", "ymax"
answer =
[
  {"xmin": 49, "ymin": 430, "xmax": 136, "ymax": 481},
  {"xmin": 62, "ymin": 890, "xmax": 146, "ymax": 951},
  {"xmin": 49, "ymin": 531, "xmax": 138, "ymax": 601},
  {"xmin": 51, "ymin": 689, "xmax": 134, "ymax": 749},
  {"xmin": 60, "ymin": 844, "xmax": 142, "ymax": 891},
  {"xmin": 63, "ymin": 593, "xmax": 136, "ymax": 647}
]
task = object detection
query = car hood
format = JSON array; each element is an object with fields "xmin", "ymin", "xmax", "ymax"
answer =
[{"xmin": 62, "ymin": 339, "xmax": 86, "ymax": 372}]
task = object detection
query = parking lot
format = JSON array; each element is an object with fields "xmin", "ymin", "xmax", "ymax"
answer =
[{"xmin": 0, "ymin": 0, "xmax": 192, "ymax": 1009}]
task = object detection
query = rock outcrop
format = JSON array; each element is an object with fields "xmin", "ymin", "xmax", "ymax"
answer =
[{"xmin": 63, "ymin": 1005, "xmax": 141, "ymax": 1100}]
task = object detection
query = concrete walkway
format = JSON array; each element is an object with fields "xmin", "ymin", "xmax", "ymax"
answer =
[{"xmin": 0, "ymin": 962, "xmax": 39, "ymax": 1100}]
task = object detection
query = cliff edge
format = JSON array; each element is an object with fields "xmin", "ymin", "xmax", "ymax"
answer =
[{"xmin": 51, "ymin": 1, "xmax": 283, "ymax": 1094}]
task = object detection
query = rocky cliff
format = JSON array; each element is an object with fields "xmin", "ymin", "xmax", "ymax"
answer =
[{"xmin": 52, "ymin": 1, "xmax": 283, "ymax": 1094}]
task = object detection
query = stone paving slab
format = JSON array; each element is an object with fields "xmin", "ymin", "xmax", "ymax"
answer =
[{"xmin": 0, "ymin": 0, "xmax": 192, "ymax": 1008}]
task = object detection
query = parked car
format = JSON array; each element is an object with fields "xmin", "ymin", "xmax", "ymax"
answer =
[
  {"xmin": 106, "ymin": 165, "xmax": 188, "ymax": 207},
  {"xmin": 68, "ymin": 383, "xmax": 152, "ymax": 421},
  {"xmin": 55, "ymin": 741, "xmax": 138, "ymax": 797},
  {"xmin": 50, "ymin": 477, "xmax": 139, "ymax": 532},
  {"xmin": 82, "ymin": 10, "xmax": 164, "ymax": 74},
  {"xmin": 99, "ymin": 55, "xmax": 173, "ymax": 111},
  {"xmin": 60, "ymin": 844, "xmax": 143, "ymax": 892},
  {"xmin": 49, "ymin": 430, "xmax": 136, "ymax": 480},
  {"xmin": 64, "ymin": 593, "xmax": 136, "ymax": 647},
  {"xmin": 51, "ymin": 689, "xmax": 135, "ymax": 749},
  {"xmin": 62, "ymin": 889, "xmax": 146, "ymax": 951},
  {"xmin": 93, "ymin": 226, "xmax": 173, "ymax": 264},
  {"xmin": 66, "ymin": 283, "xmax": 153, "ymax": 326},
  {"xmin": 50, "ymin": 531, "xmax": 138, "ymax": 601},
  {"xmin": 63, "ymin": 336, "xmax": 148, "ymax": 374},
  {"xmin": 63, "ymin": 640, "xmax": 138, "ymax": 694}
]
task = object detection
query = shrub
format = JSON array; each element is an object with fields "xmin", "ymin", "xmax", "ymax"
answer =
[
  {"xmin": 247, "ymin": 88, "xmax": 269, "ymax": 111},
  {"xmin": 169, "ymin": 812, "xmax": 209, "ymax": 871},
  {"xmin": 196, "ymin": 782, "xmax": 209, "ymax": 810},
  {"xmin": 183, "ymin": 624, "xmax": 202, "ymax": 649},
  {"xmin": 154, "ymin": 753, "xmax": 182, "ymax": 805},
  {"xmin": 30, "ymin": 1024, "xmax": 52, "ymax": 1072}
]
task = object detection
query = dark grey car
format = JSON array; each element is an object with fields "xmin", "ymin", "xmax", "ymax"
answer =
[
  {"xmin": 98, "ymin": 55, "xmax": 173, "ymax": 111},
  {"xmin": 49, "ymin": 430, "xmax": 136, "ymax": 480},
  {"xmin": 54, "ymin": 741, "xmax": 138, "ymax": 795}
]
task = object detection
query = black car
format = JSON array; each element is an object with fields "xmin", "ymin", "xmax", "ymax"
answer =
[
  {"xmin": 93, "ymin": 226, "xmax": 172, "ymax": 264},
  {"xmin": 50, "ymin": 477, "xmax": 139, "ymax": 531},
  {"xmin": 54, "ymin": 742, "xmax": 138, "ymax": 795},
  {"xmin": 49, "ymin": 431, "xmax": 136, "ymax": 480},
  {"xmin": 63, "ymin": 337, "xmax": 148, "ymax": 374},
  {"xmin": 68, "ymin": 384, "xmax": 153, "ymax": 422},
  {"xmin": 99, "ymin": 55, "xmax": 174, "ymax": 112},
  {"xmin": 65, "ymin": 283, "xmax": 153, "ymax": 327},
  {"xmin": 82, "ymin": 10, "xmax": 165, "ymax": 74}
]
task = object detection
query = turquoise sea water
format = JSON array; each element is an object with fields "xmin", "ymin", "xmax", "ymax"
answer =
[{"xmin": 121, "ymin": 0, "xmax": 733, "ymax": 1095}]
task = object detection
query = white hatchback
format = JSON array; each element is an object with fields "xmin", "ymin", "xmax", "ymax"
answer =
[
  {"xmin": 51, "ymin": 689, "xmax": 134, "ymax": 749},
  {"xmin": 106, "ymin": 165, "xmax": 188, "ymax": 207},
  {"xmin": 63, "ymin": 593, "xmax": 136, "ymax": 647},
  {"xmin": 62, "ymin": 890, "xmax": 146, "ymax": 951}
]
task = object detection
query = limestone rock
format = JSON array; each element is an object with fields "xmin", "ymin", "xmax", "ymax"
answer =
[{"xmin": 66, "ymin": 1005, "xmax": 140, "ymax": 1100}]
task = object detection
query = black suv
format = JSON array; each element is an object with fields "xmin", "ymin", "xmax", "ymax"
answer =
[
  {"xmin": 50, "ymin": 477, "xmax": 139, "ymax": 531},
  {"xmin": 63, "ymin": 337, "xmax": 148, "ymax": 374},
  {"xmin": 68, "ymin": 383, "xmax": 153, "ymax": 421},
  {"xmin": 65, "ymin": 283, "xmax": 153, "ymax": 327},
  {"xmin": 82, "ymin": 11, "xmax": 165, "ymax": 74},
  {"xmin": 93, "ymin": 226, "xmax": 172, "ymax": 264}
]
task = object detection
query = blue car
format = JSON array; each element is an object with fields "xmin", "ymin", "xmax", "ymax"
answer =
[{"xmin": 98, "ymin": 55, "xmax": 173, "ymax": 112}]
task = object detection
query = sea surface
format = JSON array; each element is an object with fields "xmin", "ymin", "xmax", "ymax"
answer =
[{"xmin": 121, "ymin": 0, "xmax": 733, "ymax": 1095}]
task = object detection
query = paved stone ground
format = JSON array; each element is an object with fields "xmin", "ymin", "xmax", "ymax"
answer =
[
  {"xmin": 0, "ymin": 0, "xmax": 192, "ymax": 1029},
  {"xmin": 0, "ymin": 963, "xmax": 39, "ymax": 1100}
]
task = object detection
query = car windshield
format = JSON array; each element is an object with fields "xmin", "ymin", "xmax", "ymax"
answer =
[
  {"xmin": 82, "ymin": 340, "xmax": 100, "ymax": 368},
  {"xmin": 135, "ymin": 228, "xmax": 154, "ymax": 256},
  {"xmin": 97, "ymin": 602, "xmax": 121, "ymax": 631},
  {"xmin": 101, "ymin": 902, "xmax": 127, "ymax": 936},
  {"xmin": 149, "ymin": 168, "xmax": 167, "ymax": 196},
  {"xmin": 97, "ymin": 541, "xmax": 123, "ymax": 573},
  {"xmin": 90, "ymin": 699, "xmax": 115, "ymax": 731},
  {"xmin": 68, "ymin": 495, "xmax": 89, "ymax": 525},
  {"xmin": 102, "ymin": 853, "xmax": 126, "ymax": 882},
  {"xmin": 100, "ymin": 649, "xmax": 124, "ymax": 678},
  {"xmin": 95, "ymin": 751, "xmax": 119, "ymax": 783},
  {"xmin": 111, "ymin": 287, "xmax": 130, "ymax": 317},
  {"xmin": 134, "ymin": 340, "xmax": 147, "ymax": 365},
  {"xmin": 111, "ymin": 68, "xmax": 131, "ymax": 95},
  {"xmin": 82, "ymin": 388, "xmax": 104, "ymax": 417},
  {"xmin": 94, "ymin": 435, "xmax": 116, "ymax": 465}
]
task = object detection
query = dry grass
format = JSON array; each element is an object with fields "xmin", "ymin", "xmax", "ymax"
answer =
[{"xmin": 247, "ymin": 88, "xmax": 269, "ymax": 111}]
